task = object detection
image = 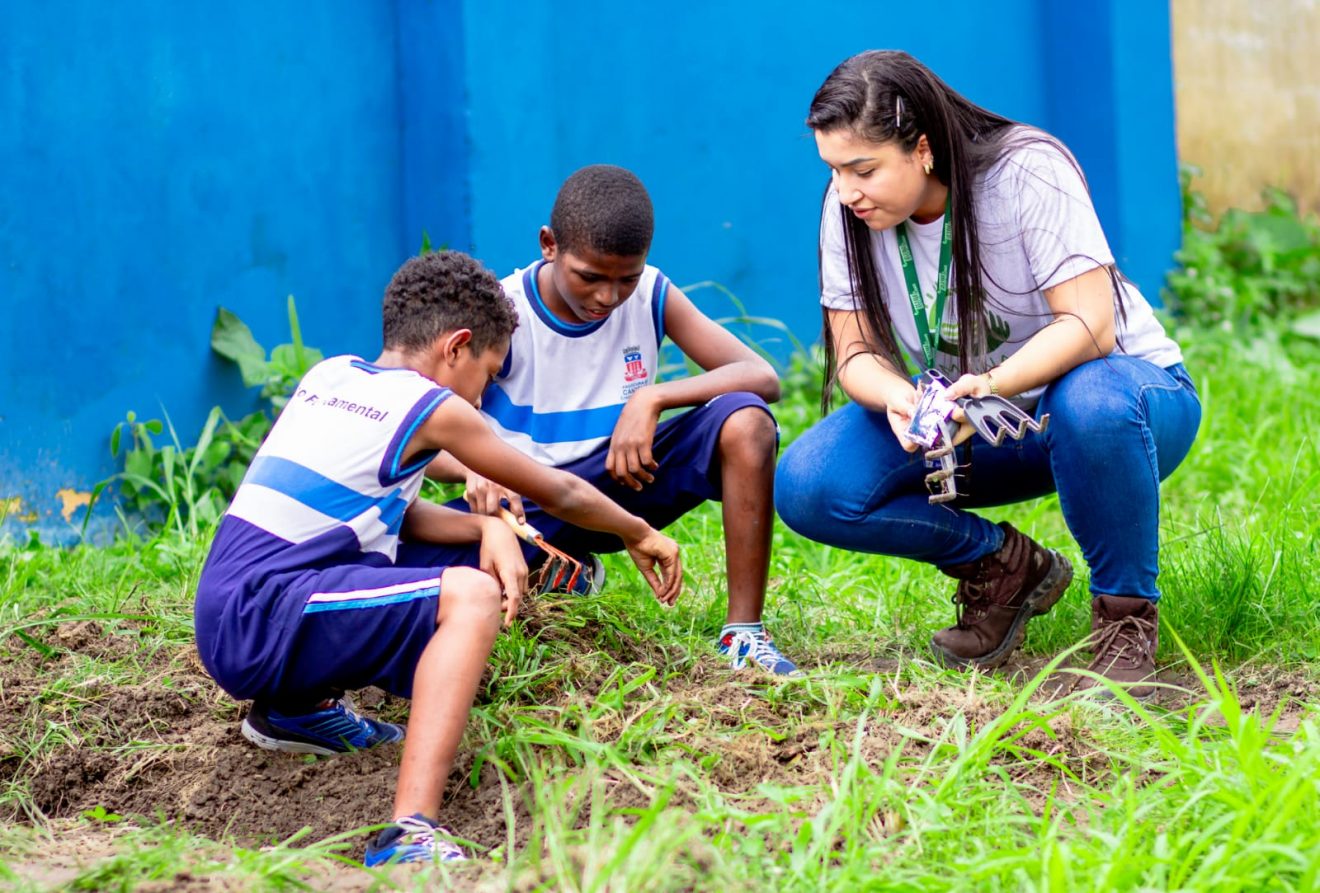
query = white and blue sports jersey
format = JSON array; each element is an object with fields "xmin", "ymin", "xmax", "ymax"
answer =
[
  {"xmin": 219, "ymin": 355, "xmax": 451, "ymax": 568},
  {"xmin": 481, "ymin": 260, "xmax": 669, "ymax": 466}
]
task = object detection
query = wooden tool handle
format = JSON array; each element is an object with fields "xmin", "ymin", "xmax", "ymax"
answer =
[{"xmin": 499, "ymin": 507, "xmax": 543, "ymax": 544}]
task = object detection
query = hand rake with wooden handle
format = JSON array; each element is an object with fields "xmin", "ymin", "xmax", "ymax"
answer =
[{"xmin": 498, "ymin": 507, "xmax": 585, "ymax": 594}]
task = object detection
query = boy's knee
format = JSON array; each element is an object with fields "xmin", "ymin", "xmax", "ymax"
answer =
[
  {"xmin": 438, "ymin": 567, "xmax": 502, "ymax": 629},
  {"xmin": 717, "ymin": 406, "xmax": 778, "ymax": 459}
]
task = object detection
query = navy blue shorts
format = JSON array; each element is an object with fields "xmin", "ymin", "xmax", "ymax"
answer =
[
  {"xmin": 450, "ymin": 392, "xmax": 776, "ymax": 559},
  {"xmin": 201, "ymin": 538, "xmax": 480, "ymax": 707}
]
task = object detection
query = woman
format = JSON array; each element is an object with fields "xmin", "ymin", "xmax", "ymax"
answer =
[{"xmin": 775, "ymin": 51, "xmax": 1200, "ymax": 697}]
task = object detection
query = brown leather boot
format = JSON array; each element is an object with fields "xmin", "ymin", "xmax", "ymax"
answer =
[
  {"xmin": 930, "ymin": 522, "xmax": 1073, "ymax": 669},
  {"xmin": 1076, "ymin": 595, "xmax": 1159, "ymax": 700}
]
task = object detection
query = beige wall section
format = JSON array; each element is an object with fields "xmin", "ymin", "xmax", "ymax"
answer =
[{"xmin": 1171, "ymin": 0, "xmax": 1320, "ymax": 214}]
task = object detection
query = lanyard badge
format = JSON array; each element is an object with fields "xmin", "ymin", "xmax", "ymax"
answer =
[{"xmin": 894, "ymin": 194, "xmax": 953, "ymax": 372}]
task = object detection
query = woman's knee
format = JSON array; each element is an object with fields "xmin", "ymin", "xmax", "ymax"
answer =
[
  {"xmin": 1040, "ymin": 361, "xmax": 1142, "ymax": 441},
  {"xmin": 774, "ymin": 437, "xmax": 838, "ymax": 537}
]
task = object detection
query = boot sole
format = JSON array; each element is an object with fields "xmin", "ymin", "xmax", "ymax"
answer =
[{"xmin": 931, "ymin": 550, "xmax": 1074, "ymax": 671}]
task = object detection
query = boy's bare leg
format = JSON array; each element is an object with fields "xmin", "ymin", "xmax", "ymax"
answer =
[
  {"xmin": 717, "ymin": 408, "xmax": 778, "ymax": 624},
  {"xmin": 392, "ymin": 567, "xmax": 502, "ymax": 821}
]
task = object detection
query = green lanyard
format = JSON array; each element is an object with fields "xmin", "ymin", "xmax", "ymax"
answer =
[{"xmin": 894, "ymin": 194, "xmax": 952, "ymax": 370}]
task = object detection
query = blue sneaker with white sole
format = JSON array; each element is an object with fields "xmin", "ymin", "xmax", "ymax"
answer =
[
  {"xmin": 718, "ymin": 628, "xmax": 800, "ymax": 676},
  {"xmin": 365, "ymin": 814, "xmax": 467, "ymax": 866},
  {"xmin": 241, "ymin": 698, "xmax": 405, "ymax": 756}
]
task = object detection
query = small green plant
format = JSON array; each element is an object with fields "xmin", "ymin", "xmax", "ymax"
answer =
[
  {"xmin": 211, "ymin": 295, "xmax": 324, "ymax": 412},
  {"xmin": 96, "ymin": 297, "xmax": 323, "ymax": 536},
  {"xmin": 98, "ymin": 407, "xmax": 229, "ymax": 538},
  {"xmin": 1164, "ymin": 164, "xmax": 1320, "ymax": 330}
]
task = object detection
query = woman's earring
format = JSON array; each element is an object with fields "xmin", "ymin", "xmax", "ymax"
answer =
[{"xmin": 923, "ymin": 161, "xmax": 933, "ymax": 175}]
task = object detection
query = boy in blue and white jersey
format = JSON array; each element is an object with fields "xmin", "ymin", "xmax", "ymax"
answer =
[
  {"xmin": 429, "ymin": 165, "xmax": 795, "ymax": 675},
  {"xmin": 194, "ymin": 251, "xmax": 681, "ymax": 866}
]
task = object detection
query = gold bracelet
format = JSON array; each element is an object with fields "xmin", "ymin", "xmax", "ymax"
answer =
[{"xmin": 984, "ymin": 370, "xmax": 1000, "ymax": 396}]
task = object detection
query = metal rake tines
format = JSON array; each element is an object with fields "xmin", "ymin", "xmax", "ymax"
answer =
[
  {"xmin": 961, "ymin": 396, "xmax": 1050, "ymax": 446},
  {"xmin": 923, "ymin": 418, "xmax": 964, "ymax": 504},
  {"xmin": 530, "ymin": 542, "xmax": 585, "ymax": 595},
  {"xmin": 500, "ymin": 507, "xmax": 585, "ymax": 595}
]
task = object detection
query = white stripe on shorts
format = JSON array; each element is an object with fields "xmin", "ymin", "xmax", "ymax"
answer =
[{"xmin": 305, "ymin": 577, "xmax": 442, "ymax": 606}]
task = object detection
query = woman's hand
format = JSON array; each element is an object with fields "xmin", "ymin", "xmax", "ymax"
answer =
[
  {"xmin": 884, "ymin": 383, "xmax": 921, "ymax": 453},
  {"xmin": 478, "ymin": 517, "xmax": 528, "ymax": 626},
  {"xmin": 943, "ymin": 373, "xmax": 995, "ymax": 447}
]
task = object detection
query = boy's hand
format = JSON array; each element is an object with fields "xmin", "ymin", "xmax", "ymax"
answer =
[
  {"xmin": 623, "ymin": 529, "xmax": 683, "ymax": 606},
  {"xmin": 608, "ymin": 389, "xmax": 661, "ymax": 491},
  {"xmin": 478, "ymin": 517, "xmax": 528, "ymax": 626},
  {"xmin": 466, "ymin": 469, "xmax": 526, "ymax": 522}
]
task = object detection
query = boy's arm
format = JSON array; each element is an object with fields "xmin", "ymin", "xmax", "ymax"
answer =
[
  {"xmin": 410, "ymin": 397, "xmax": 683, "ymax": 604},
  {"xmin": 608, "ymin": 284, "xmax": 782, "ymax": 490},
  {"xmin": 401, "ymin": 500, "xmax": 528, "ymax": 626},
  {"xmin": 424, "ymin": 452, "xmax": 469, "ymax": 483},
  {"xmin": 423, "ymin": 447, "xmax": 529, "ymax": 522}
]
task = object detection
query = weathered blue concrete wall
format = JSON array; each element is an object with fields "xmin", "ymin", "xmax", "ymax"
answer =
[
  {"xmin": 462, "ymin": 0, "xmax": 1179, "ymax": 349},
  {"xmin": 0, "ymin": 0, "xmax": 1180, "ymax": 542},
  {"xmin": 462, "ymin": 0, "xmax": 1052, "ymax": 350},
  {"xmin": 0, "ymin": 1, "xmax": 469, "ymax": 540}
]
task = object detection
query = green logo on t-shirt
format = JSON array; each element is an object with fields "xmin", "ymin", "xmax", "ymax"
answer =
[{"xmin": 936, "ymin": 309, "xmax": 1011, "ymax": 355}]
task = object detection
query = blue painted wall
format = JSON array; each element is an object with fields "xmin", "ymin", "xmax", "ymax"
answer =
[
  {"xmin": 0, "ymin": 0, "xmax": 1180, "ymax": 542},
  {"xmin": 0, "ymin": 1, "xmax": 467, "ymax": 539},
  {"xmin": 462, "ymin": 0, "xmax": 1056, "ymax": 351}
]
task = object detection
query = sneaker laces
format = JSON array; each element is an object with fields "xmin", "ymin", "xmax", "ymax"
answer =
[
  {"xmin": 335, "ymin": 698, "xmax": 375, "ymax": 736},
  {"xmin": 393, "ymin": 815, "xmax": 464, "ymax": 862},
  {"xmin": 1086, "ymin": 615, "xmax": 1155, "ymax": 673},
  {"xmin": 725, "ymin": 629, "xmax": 786, "ymax": 671}
]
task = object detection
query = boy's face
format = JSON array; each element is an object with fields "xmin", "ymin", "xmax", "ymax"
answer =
[
  {"xmin": 539, "ymin": 228, "xmax": 647, "ymax": 325},
  {"xmin": 441, "ymin": 337, "xmax": 509, "ymax": 409}
]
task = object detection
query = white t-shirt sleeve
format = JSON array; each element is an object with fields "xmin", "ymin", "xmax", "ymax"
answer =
[
  {"xmin": 1008, "ymin": 141, "xmax": 1115, "ymax": 292},
  {"xmin": 819, "ymin": 187, "xmax": 860, "ymax": 311}
]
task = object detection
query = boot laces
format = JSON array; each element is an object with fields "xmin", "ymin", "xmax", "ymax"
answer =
[
  {"xmin": 1087, "ymin": 615, "xmax": 1154, "ymax": 672},
  {"xmin": 951, "ymin": 577, "xmax": 992, "ymax": 628}
]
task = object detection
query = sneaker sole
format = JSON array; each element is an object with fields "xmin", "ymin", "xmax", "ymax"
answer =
[
  {"xmin": 931, "ymin": 550, "xmax": 1075, "ymax": 671},
  {"xmin": 240, "ymin": 718, "xmax": 341, "ymax": 756}
]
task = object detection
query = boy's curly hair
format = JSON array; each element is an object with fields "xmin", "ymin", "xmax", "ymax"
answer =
[
  {"xmin": 382, "ymin": 251, "xmax": 517, "ymax": 353},
  {"xmin": 549, "ymin": 164, "xmax": 654, "ymax": 258}
]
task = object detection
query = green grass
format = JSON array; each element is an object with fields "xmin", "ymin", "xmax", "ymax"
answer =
[{"xmin": 1, "ymin": 329, "xmax": 1318, "ymax": 890}]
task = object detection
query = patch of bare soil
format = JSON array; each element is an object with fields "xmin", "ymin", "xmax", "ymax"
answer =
[
  {"xmin": 0, "ymin": 623, "xmax": 517, "ymax": 847},
  {"xmin": 2, "ymin": 619, "xmax": 1317, "ymax": 889}
]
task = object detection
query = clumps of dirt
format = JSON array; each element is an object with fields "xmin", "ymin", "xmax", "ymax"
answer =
[
  {"xmin": 4, "ymin": 618, "xmax": 1318, "ymax": 861},
  {"xmin": 1, "ymin": 623, "xmax": 405, "ymax": 843}
]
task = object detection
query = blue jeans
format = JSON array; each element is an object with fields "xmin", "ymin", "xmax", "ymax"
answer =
[{"xmin": 775, "ymin": 357, "xmax": 1201, "ymax": 601}]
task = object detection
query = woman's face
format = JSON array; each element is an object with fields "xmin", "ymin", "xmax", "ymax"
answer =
[{"xmin": 815, "ymin": 128, "xmax": 939, "ymax": 230}]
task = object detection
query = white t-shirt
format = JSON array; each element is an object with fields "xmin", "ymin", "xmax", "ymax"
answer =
[
  {"xmin": 819, "ymin": 133, "xmax": 1182, "ymax": 406},
  {"xmin": 480, "ymin": 261, "xmax": 669, "ymax": 466}
]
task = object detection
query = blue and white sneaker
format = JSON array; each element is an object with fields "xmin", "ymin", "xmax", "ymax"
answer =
[
  {"xmin": 718, "ymin": 628, "xmax": 800, "ymax": 676},
  {"xmin": 365, "ymin": 814, "xmax": 467, "ymax": 867},
  {"xmin": 537, "ymin": 553, "xmax": 605, "ymax": 596},
  {"xmin": 241, "ymin": 698, "xmax": 405, "ymax": 756}
]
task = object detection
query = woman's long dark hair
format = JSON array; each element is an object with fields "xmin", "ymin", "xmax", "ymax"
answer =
[{"xmin": 807, "ymin": 50, "xmax": 1120, "ymax": 412}]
